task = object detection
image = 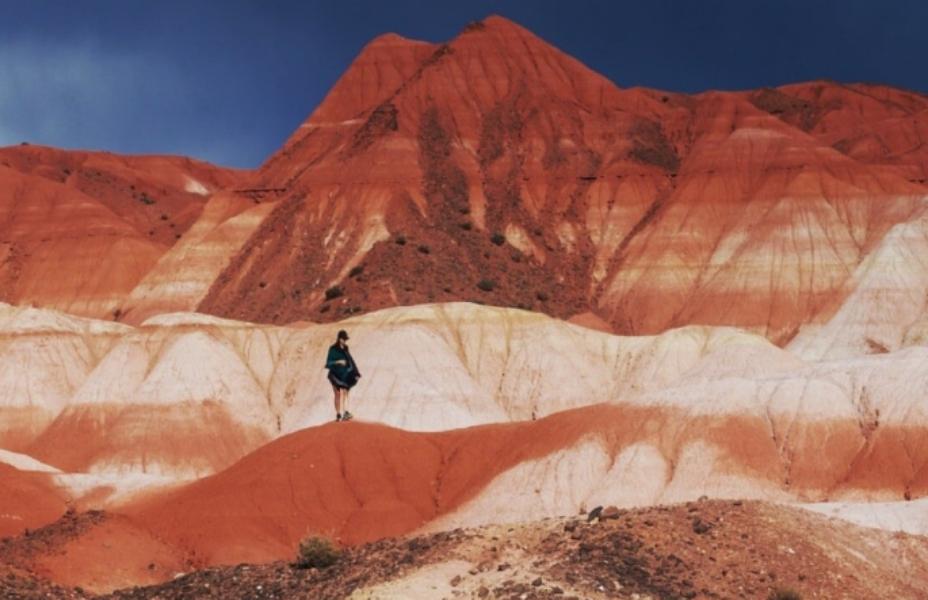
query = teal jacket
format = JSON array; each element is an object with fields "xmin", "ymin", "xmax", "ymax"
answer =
[{"xmin": 326, "ymin": 343, "xmax": 360, "ymax": 388}]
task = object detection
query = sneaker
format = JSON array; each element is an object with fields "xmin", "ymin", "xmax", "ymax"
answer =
[
  {"xmin": 342, "ymin": 411, "xmax": 353, "ymax": 421},
  {"xmin": 335, "ymin": 413, "xmax": 342, "ymax": 422}
]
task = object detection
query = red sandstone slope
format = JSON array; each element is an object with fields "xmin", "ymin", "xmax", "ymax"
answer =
[
  {"xmin": 193, "ymin": 16, "xmax": 928, "ymax": 341},
  {"xmin": 128, "ymin": 403, "xmax": 928, "ymax": 566},
  {"xmin": 0, "ymin": 463, "xmax": 67, "ymax": 537},
  {"xmin": 749, "ymin": 81, "xmax": 928, "ymax": 180},
  {"xmin": 0, "ymin": 18, "xmax": 921, "ymax": 339},
  {"xmin": 0, "ymin": 145, "xmax": 243, "ymax": 245},
  {"xmin": 0, "ymin": 165, "xmax": 169, "ymax": 318},
  {"xmin": 0, "ymin": 146, "xmax": 243, "ymax": 318}
]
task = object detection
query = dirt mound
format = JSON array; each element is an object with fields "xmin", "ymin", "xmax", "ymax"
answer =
[
  {"xmin": 0, "ymin": 567, "xmax": 90, "ymax": 599},
  {"xmin": 0, "ymin": 509, "xmax": 188, "ymax": 594},
  {"xmin": 103, "ymin": 529, "xmax": 469, "ymax": 600},
  {"xmin": 0, "ymin": 463, "xmax": 67, "ymax": 538},
  {"xmin": 93, "ymin": 501, "xmax": 928, "ymax": 599},
  {"xmin": 122, "ymin": 400, "xmax": 928, "ymax": 567}
]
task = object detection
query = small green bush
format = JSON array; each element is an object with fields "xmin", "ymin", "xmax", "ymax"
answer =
[
  {"xmin": 295, "ymin": 536, "xmax": 341, "ymax": 569},
  {"xmin": 324, "ymin": 286, "xmax": 344, "ymax": 300},
  {"xmin": 477, "ymin": 279, "xmax": 495, "ymax": 292},
  {"xmin": 768, "ymin": 588, "xmax": 801, "ymax": 600},
  {"xmin": 348, "ymin": 265, "xmax": 363, "ymax": 278},
  {"xmin": 490, "ymin": 232, "xmax": 505, "ymax": 246}
]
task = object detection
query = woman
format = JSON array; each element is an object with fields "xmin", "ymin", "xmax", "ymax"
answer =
[{"xmin": 325, "ymin": 329, "xmax": 361, "ymax": 421}]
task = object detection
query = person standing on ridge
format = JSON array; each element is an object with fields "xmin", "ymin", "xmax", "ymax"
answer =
[{"xmin": 326, "ymin": 329, "xmax": 361, "ymax": 421}]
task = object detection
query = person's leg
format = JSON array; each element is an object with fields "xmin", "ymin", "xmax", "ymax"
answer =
[
  {"xmin": 342, "ymin": 389, "xmax": 351, "ymax": 419},
  {"xmin": 332, "ymin": 385, "xmax": 342, "ymax": 420}
]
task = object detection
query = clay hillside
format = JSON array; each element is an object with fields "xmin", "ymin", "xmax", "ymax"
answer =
[
  {"xmin": 1, "ymin": 16, "xmax": 925, "ymax": 343},
  {"xmin": 1, "ymin": 13, "xmax": 928, "ymax": 600}
]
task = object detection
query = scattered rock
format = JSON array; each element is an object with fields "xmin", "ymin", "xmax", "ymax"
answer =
[
  {"xmin": 601, "ymin": 506, "xmax": 621, "ymax": 520},
  {"xmin": 587, "ymin": 506, "xmax": 604, "ymax": 522},
  {"xmin": 692, "ymin": 518, "xmax": 713, "ymax": 535}
]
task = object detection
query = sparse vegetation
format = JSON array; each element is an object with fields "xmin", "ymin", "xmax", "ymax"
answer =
[
  {"xmin": 768, "ymin": 589, "xmax": 801, "ymax": 600},
  {"xmin": 477, "ymin": 279, "xmax": 496, "ymax": 292},
  {"xmin": 418, "ymin": 244, "xmax": 430, "ymax": 254},
  {"xmin": 295, "ymin": 535, "xmax": 341, "ymax": 569},
  {"xmin": 348, "ymin": 265, "xmax": 364, "ymax": 278},
  {"xmin": 536, "ymin": 291, "xmax": 549, "ymax": 302},
  {"xmin": 459, "ymin": 222, "xmax": 472, "ymax": 231},
  {"xmin": 490, "ymin": 232, "xmax": 506, "ymax": 246},
  {"xmin": 395, "ymin": 235, "xmax": 407, "ymax": 245},
  {"xmin": 139, "ymin": 193, "xmax": 156, "ymax": 205},
  {"xmin": 324, "ymin": 286, "xmax": 344, "ymax": 300}
]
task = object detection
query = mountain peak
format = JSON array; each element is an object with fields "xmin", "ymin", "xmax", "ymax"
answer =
[
  {"xmin": 454, "ymin": 14, "xmax": 553, "ymax": 48},
  {"xmin": 365, "ymin": 31, "xmax": 433, "ymax": 51},
  {"xmin": 299, "ymin": 31, "xmax": 437, "ymax": 126},
  {"xmin": 468, "ymin": 14, "xmax": 530, "ymax": 33}
]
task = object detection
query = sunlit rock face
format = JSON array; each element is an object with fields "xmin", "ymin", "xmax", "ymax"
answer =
[
  {"xmin": 1, "ymin": 302, "xmax": 926, "ymax": 526},
  {"xmin": 131, "ymin": 359, "xmax": 928, "ymax": 565},
  {"xmin": 2, "ymin": 301, "xmax": 769, "ymax": 479},
  {"xmin": 789, "ymin": 203, "xmax": 928, "ymax": 359}
]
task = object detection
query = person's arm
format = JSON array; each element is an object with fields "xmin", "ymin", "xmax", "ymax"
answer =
[{"xmin": 325, "ymin": 347, "xmax": 340, "ymax": 369}]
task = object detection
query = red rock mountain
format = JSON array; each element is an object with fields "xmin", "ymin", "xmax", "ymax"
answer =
[
  {"xmin": 183, "ymin": 16, "xmax": 928, "ymax": 343},
  {"xmin": 0, "ymin": 145, "xmax": 243, "ymax": 318},
  {"xmin": 2, "ymin": 15, "xmax": 928, "ymax": 596},
  {"xmin": 1, "ymin": 17, "xmax": 925, "ymax": 342}
]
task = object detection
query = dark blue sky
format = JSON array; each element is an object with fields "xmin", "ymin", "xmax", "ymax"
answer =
[{"xmin": 1, "ymin": 0, "xmax": 924, "ymax": 168}]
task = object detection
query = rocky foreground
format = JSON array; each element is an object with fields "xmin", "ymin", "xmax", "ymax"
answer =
[{"xmin": 2, "ymin": 500, "xmax": 927, "ymax": 599}]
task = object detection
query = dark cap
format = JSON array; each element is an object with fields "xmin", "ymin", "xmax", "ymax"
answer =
[{"xmin": 337, "ymin": 329, "xmax": 349, "ymax": 340}]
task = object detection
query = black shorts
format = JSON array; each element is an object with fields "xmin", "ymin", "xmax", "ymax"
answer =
[{"xmin": 328, "ymin": 371, "xmax": 353, "ymax": 390}]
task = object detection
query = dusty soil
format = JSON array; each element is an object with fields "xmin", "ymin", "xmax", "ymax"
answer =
[
  {"xmin": 3, "ymin": 500, "xmax": 925, "ymax": 599},
  {"xmin": 0, "ymin": 510, "xmax": 107, "ymax": 572}
]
